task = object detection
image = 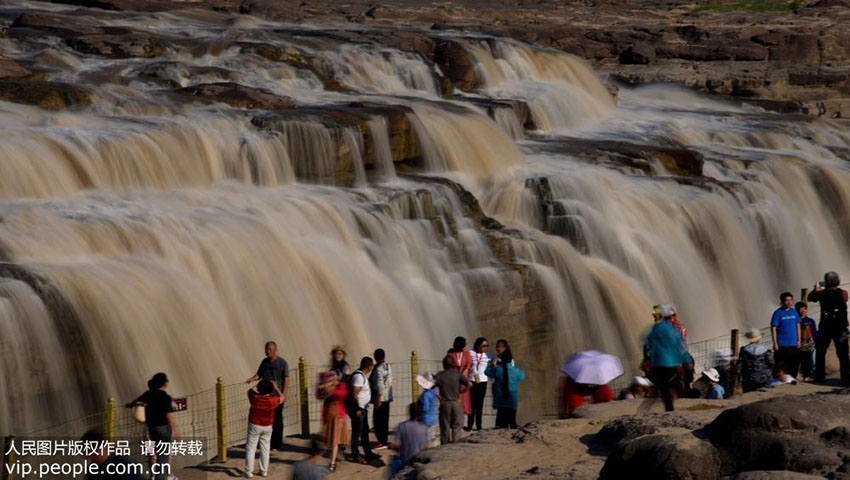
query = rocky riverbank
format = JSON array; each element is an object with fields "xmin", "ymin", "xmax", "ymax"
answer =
[{"xmin": 395, "ymin": 381, "xmax": 850, "ymax": 479}]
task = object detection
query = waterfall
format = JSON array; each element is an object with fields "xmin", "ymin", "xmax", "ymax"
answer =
[
  {"xmin": 2, "ymin": 2, "xmax": 850, "ymax": 435},
  {"xmin": 465, "ymin": 39, "xmax": 616, "ymax": 131}
]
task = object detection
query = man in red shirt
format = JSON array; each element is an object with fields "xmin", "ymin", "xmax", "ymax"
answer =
[{"xmin": 245, "ymin": 380, "xmax": 281, "ymax": 478}]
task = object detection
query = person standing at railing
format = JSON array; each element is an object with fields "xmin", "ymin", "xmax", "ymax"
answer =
[
  {"xmin": 771, "ymin": 292, "xmax": 802, "ymax": 379},
  {"xmin": 807, "ymin": 272, "xmax": 850, "ymax": 386},
  {"xmin": 318, "ymin": 371, "xmax": 348, "ymax": 472},
  {"xmin": 347, "ymin": 357, "xmax": 378, "ymax": 465},
  {"xmin": 644, "ymin": 305, "xmax": 684, "ymax": 412},
  {"xmin": 245, "ymin": 341, "xmax": 289, "ymax": 450},
  {"xmin": 370, "ymin": 348, "xmax": 393, "ymax": 450},
  {"xmin": 244, "ymin": 380, "xmax": 281, "ymax": 478},
  {"xmin": 447, "ymin": 337, "xmax": 472, "ymax": 421},
  {"xmin": 126, "ymin": 373, "xmax": 177, "ymax": 480},
  {"xmin": 796, "ymin": 301, "xmax": 818, "ymax": 380},
  {"xmin": 466, "ymin": 337, "xmax": 490, "ymax": 432},
  {"xmin": 485, "ymin": 349, "xmax": 526, "ymax": 428},
  {"xmin": 434, "ymin": 355, "xmax": 470, "ymax": 444},
  {"xmin": 416, "ymin": 373, "xmax": 439, "ymax": 448}
]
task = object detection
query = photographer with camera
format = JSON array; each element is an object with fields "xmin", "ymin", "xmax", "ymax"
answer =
[{"xmin": 807, "ymin": 272, "xmax": 850, "ymax": 386}]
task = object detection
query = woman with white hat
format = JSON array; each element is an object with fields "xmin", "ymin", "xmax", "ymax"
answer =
[
  {"xmin": 701, "ymin": 368, "xmax": 725, "ymax": 399},
  {"xmin": 416, "ymin": 373, "xmax": 440, "ymax": 448},
  {"xmin": 736, "ymin": 328, "xmax": 774, "ymax": 393}
]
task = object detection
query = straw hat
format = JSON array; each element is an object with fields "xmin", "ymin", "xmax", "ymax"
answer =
[
  {"xmin": 745, "ymin": 328, "xmax": 762, "ymax": 343},
  {"xmin": 702, "ymin": 368, "xmax": 720, "ymax": 383},
  {"xmin": 416, "ymin": 372, "xmax": 435, "ymax": 390}
]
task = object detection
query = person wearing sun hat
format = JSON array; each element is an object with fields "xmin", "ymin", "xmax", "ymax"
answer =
[
  {"xmin": 736, "ymin": 328, "xmax": 774, "ymax": 393},
  {"xmin": 701, "ymin": 368, "xmax": 725, "ymax": 399},
  {"xmin": 645, "ymin": 304, "xmax": 684, "ymax": 411},
  {"xmin": 416, "ymin": 373, "xmax": 439, "ymax": 447}
]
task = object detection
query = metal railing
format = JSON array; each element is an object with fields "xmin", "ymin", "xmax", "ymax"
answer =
[
  {"xmin": 6, "ymin": 352, "xmax": 500, "ymax": 468},
  {"xmin": 6, "ymin": 285, "xmax": 836, "ymax": 470}
]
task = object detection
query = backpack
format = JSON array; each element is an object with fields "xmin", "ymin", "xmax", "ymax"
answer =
[
  {"xmin": 820, "ymin": 288, "xmax": 848, "ymax": 331},
  {"xmin": 345, "ymin": 370, "xmax": 368, "ymax": 414}
]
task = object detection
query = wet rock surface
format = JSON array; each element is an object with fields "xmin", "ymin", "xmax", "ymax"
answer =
[{"xmin": 174, "ymin": 82, "xmax": 295, "ymax": 109}]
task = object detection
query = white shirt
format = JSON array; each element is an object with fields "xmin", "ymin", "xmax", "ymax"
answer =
[
  {"xmin": 352, "ymin": 370, "xmax": 371, "ymax": 409},
  {"xmin": 470, "ymin": 352, "xmax": 490, "ymax": 382}
]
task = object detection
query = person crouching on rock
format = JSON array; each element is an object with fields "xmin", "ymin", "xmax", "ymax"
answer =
[
  {"xmin": 770, "ymin": 362, "xmax": 797, "ymax": 386},
  {"xmin": 736, "ymin": 328, "xmax": 774, "ymax": 392},
  {"xmin": 701, "ymin": 368, "xmax": 725, "ymax": 399},
  {"xmin": 645, "ymin": 304, "xmax": 685, "ymax": 412}
]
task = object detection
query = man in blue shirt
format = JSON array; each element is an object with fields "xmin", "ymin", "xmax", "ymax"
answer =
[{"xmin": 771, "ymin": 291, "xmax": 802, "ymax": 378}]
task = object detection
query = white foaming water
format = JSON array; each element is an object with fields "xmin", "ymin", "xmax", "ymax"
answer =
[
  {"xmin": 3, "ymin": 3, "xmax": 850, "ymax": 434},
  {"xmin": 466, "ymin": 39, "xmax": 615, "ymax": 131},
  {"xmin": 318, "ymin": 44, "xmax": 440, "ymax": 96}
]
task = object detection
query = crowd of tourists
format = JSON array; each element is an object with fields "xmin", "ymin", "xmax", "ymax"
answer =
[
  {"xmin": 616, "ymin": 271, "xmax": 850, "ymax": 413},
  {"xmin": 236, "ymin": 336, "xmax": 525, "ymax": 478},
  {"xmin": 87, "ymin": 273, "xmax": 849, "ymax": 479}
]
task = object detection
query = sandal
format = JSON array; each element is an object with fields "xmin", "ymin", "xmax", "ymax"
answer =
[{"xmin": 329, "ymin": 463, "xmax": 337, "ymax": 472}]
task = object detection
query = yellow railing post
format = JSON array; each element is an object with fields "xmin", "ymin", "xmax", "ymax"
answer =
[
  {"xmin": 215, "ymin": 377, "xmax": 227, "ymax": 463},
  {"xmin": 103, "ymin": 397, "xmax": 116, "ymax": 441},
  {"xmin": 299, "ymin": 357, "xmax": 309, "ymax": 436},
  {"xmin": 411, "ymin": 350, "xmax": 419, "ymax": 400},
  {"xmin": 3, "ymin": 436, "xmax": 14, "ymax": 480}
]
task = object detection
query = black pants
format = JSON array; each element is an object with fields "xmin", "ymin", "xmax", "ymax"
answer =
[
  {"xmin": 350, "ymin": 408, "xmax": 373, "ymax": 460},
  {"xmin": 775, "ymin": 346, "xmax": 800, "ymax": 378},
  {"xmin": 467, "ymin": 382, "xmax": 487, "ymax": 430},
  {"xmin": 650, "ymin": 366, "xmax": 680, "ymax": 412},
  {"xmin": 495, "ymin": 408, "xmax": 517, "ymax": 429},
  {"xmin": 799, "ymin": 349, "xmax": 815, "ymax": 379},
  {"xmin": 373, "ymin": 402, "xmax": 390, "ymax": 445},
  {"xmin": 815, "ymin": 327, "xmax": 850, "ymax": 385},
  {"xmin": 271, "ymin": 402, "xmax": 284, "ymax": 449},
  {"xmin": 149, "ymin": 424, "xmax": 172, "ymax": 480}
]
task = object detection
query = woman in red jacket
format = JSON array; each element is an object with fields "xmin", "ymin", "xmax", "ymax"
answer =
[
  {"xmin": 319, "ymin": 372, "xmax": 349, "ymax": 472},
  {"xmin": 448, "ymin": 337, "xmax": 473, "ymax": 417},
  {"xmin": 246, "ymin": 380, "xmax": 281, "ymax": 478}
]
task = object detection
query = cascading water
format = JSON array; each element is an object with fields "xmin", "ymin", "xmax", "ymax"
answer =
[{"xmin": 2, "ymin": 0, "xmax": 850, "ymax": 435}]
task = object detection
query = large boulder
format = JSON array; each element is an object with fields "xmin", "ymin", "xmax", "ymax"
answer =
[
  {"xmin": 707, "ymin": 393, "xmax": 850, "ymax": 477},
  {"xmin": 599, "ymin": 434, "xmax": 722, "ymax": 480}
]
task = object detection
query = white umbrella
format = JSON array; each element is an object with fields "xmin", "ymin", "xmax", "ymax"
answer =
[{"xmin": 560, "ymin": 350, "xmax": 624, "ymax": 385}]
